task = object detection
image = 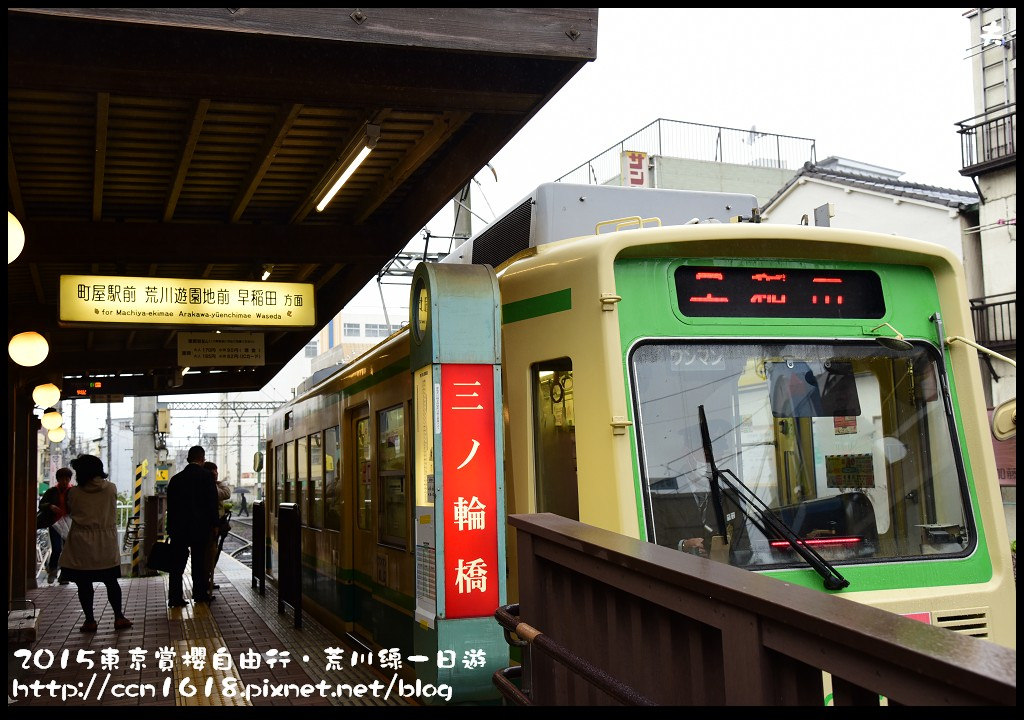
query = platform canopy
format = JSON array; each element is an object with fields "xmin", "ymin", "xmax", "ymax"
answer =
[{"xmin": 7, "ymin": 8, "xmax": 597, "ymax": 397}]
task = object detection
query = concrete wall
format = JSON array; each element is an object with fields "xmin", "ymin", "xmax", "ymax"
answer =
[
  {"xmin": 976, "ymin": 168, "xmax": 1016, "ymax": 407},
  {"xmin": 977, "ymin": 170, "xmax": 1017, "ymax": 298},
  {"xmin": 652, "ymin": 156, "xmax": 796, "ymax": 207}
]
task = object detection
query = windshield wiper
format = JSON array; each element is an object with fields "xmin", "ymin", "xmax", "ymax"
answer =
[{"xmin": 698, "ymin": 405, "xmax": 849, "ymax": 591}]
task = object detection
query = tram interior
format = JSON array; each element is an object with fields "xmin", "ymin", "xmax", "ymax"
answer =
[{"xmin": 633, "ymin": 341, "xmax": 970, "ymax": 570}]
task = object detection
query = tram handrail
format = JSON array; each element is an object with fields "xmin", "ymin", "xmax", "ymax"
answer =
[{"xmin": 494, "ymin": 604, "xmax": 655, "ymax": 706}]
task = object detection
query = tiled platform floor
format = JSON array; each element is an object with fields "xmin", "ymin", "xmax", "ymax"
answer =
[{"xmin": 8, "ymin": 553, "xmax": 413, "ymax": 710}]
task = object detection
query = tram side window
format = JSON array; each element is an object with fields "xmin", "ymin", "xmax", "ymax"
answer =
[
  {"xmin": 296, "ymin": 436, "xmax": 308, "ymax": 523},
  {"xmin": 285, "ymin": 440, "xmax": 296, "ymax": 505},
  {"xmin": 310, "ymin": 431, "xmax": 324, "ymax": 529},
  {"xmin": 532, "ymin": 358, "xmax": 579, "ymax": 520},
  {"xmin": 324, "ymin": 426, "xmax": 341, "ymax": 532},
  {"xmin": 356, "ymin": 416, "xmax": 372, "ymax": 531},
  {"xmin": 274, "ymin": 444, "xmax": 285, "ymax": 511},
  {"xmin": 378, "ymin": 405, "xmax": 408, "ymax": 548}
]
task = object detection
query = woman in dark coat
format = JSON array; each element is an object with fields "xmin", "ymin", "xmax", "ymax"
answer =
[{"xmin": 59, "ymin": 454, "xmax": 132, "ymax": 632}]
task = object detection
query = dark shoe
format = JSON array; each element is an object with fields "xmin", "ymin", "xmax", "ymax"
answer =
[
  {"xmin": 80, "ymin": 620, "xmax": 98, "ymax": 632},
  {"xmin": 211, "ymin": 583, "xmax": 221, "ymax": 590},
  {"xmin": 194, "ymin": 595, "xmax": 216, "ymax": 603},
  {"xmin": 168, "ymin": 600, "xmax": 188, "ymax": 608},
  {"xmin": 114, "ymin": 617, "xmax": 133, "ymax": 630}
]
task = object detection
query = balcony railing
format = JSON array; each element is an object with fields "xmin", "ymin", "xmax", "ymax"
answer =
[
  {"xmin": 957, "ymin": 104, "xmax": 1016, "ymax": 176},
  {"xmin": 556, "ymin": 118, "xmax": 817, "ymax": 186},
  {"xmin": 970, "ymin": 291, "xmax": 1016, "ymax": 352}
]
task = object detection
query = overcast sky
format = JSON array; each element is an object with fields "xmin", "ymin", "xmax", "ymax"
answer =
[
  {"xmin": 357, "ymin": 7, "xmax": 978, "ymax": 303},
  {"xmin": 66, "ymin": 7, "xmax": 980, "ymax": 440},
  {"xmin": 451, "ymin": 7, "xmax": 976, "ymax": 227}
]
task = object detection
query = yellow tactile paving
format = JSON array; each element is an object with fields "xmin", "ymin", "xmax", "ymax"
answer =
[{"xmin": 166, "ymin": 571, "xmax": 250, "ymax": 706}]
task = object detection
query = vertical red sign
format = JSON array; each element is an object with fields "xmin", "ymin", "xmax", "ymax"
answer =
[
  {"xmin": 626, "ymin": 151, "xmax": 646, "ymax": 186},
  {"xmin": 441, "ymin": 363, "xmax": 499, "ymax": 618}
]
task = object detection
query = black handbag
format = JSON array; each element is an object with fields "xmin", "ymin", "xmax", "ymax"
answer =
[
  {"xmin": 36, "ymin": 507, "xmax": 56, "ymax": 530},
  {"xmin": 146, "ymin": 539, "xmax": 186, "ymax": 573},
  {"xmin": 217, "ymin": 510, "xmax": 232, "ymax": 539}
]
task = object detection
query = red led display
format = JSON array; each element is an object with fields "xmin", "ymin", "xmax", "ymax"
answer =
[{"xmin": 675, "ymin": 266, "xmax": 884, "ymax": 318}]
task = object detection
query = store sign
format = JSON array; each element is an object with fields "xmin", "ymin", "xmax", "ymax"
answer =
[
  {"xmin": 59, "ymin": 274, "xmax": 315, "ymax": 328},
  {"xmin": 440, "ymin": 363, "xmax": 498, "ymax": 619},
  {"xmin": 177, "ymin": 332, "xmax": 265, "ymax": 367},
  {"xmin": 620, "ymin": 150, "xmax": 650, "ymax": 187}
]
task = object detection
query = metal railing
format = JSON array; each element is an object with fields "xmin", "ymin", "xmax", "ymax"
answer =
[
  {"xmin": 957, "ymin": 104, "xmax": 1016, "ymax": 175},
  {"xmin": 116, "ymin": 502, "xmax": 132, "ymax": 529},
  {"xmin": 970, "ymin": 291, "xmax": 1016, "ymax": 351},
  {"xmin": 116, "ymin": 503, "xmax": 135, "ymax": 559},
  {"xmin": 496, "ymin": 513, "xmax": 1016, "ymax": 706},
  {"xmin": 556, "ymin": 118, "xmax": 817, "ymax": 186}
]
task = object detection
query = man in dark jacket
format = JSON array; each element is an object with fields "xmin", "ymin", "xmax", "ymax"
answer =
[{"xmin": 165, "ymin": 445, "xmax": 219, "ymax": 606}]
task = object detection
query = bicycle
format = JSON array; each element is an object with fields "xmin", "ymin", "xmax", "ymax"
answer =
[{"xmin": 35, "ymin": 529, "xmax": 51, "ymax": 579}]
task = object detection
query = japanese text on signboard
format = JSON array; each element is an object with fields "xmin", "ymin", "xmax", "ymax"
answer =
[
  {"xmin": 440, "ymin": 364, "xmax": 499, "ymax": 619},
  {"xmin": 59, "ymin": 275, "xmax": 316, "ymax": 328}
]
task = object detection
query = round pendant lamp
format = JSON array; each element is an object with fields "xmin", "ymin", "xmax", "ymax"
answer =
[
  {"xmin": 32, "ymin": 382, "xmax": 61, "ymax": 408},
  {"xmin": 41, "ymin": 408, "xmax": 63, "ymax": 430},
  {"xmin": 8, "ymin": 331, "xmax": 49, "ymax": 367},
  {"xmin": 9, "ymin": 211, "xmax": 25, "ymax": 264}
]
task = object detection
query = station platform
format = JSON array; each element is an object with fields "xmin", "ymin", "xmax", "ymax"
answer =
[{"xmin": 8, "ymin": 553, "xmax": 414, "ymax": 710}]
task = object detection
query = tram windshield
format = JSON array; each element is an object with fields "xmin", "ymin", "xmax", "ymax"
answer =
[{"xmin": 630, "ymin": 341, "xmax": 971, "ymax": 570}]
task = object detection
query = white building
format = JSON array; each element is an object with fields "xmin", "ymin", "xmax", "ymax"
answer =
[
  {"xmin": 760, "ymin": 156, "xmax": 978, "ymax": 262},
  {"xmin": 957, "ymin": 7, "xmax": 1016, "ymax": 537}
]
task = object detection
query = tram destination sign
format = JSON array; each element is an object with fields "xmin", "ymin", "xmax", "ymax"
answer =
[
  {"xmin": 675, "ymin": 266, "xmax": 885, "ymax": 319},
  {"xmin": 60, "ymin": 274, "xmax": 316, "ymax": 328}
]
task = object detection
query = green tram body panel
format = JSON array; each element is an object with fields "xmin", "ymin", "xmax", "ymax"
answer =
[{"xmin": 613, "ymin": 256, "xmax": 992, "ymax": 593}]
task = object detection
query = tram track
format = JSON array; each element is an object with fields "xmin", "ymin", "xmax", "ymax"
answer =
[{"xmin": 220, "ymin": 516, "xmax": 253, "ymax": 568}]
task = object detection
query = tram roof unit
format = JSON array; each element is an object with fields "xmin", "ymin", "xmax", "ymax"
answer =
[{"xmin": 443, "ymin": 183, "xmax": 759, "ymax": 269}]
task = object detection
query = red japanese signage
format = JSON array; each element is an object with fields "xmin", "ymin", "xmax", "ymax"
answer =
[{"xmin": 440, "ymin": 363, "xmax": 499, "ymax": 618}]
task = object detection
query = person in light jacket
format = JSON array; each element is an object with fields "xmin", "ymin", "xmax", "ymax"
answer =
[
  {"xmin": 204, "ymin": 461, "xmax": 232, "ymax": 592},
  {"xmin": 59, "ymin": 454, "xmax": 132, "ymax": 632}
]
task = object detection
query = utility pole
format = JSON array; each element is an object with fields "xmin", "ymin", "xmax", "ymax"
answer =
[
  {"xmin": 69, "ymin": 398, "xmax": 77, "ymax": 457},
  {"xmin": 133, "ymin": 396, "xmax": 159, "ymax": 496},
  {"xmin": 106, "ymin": 402, "xmax": 112, "ymax": 478},
  {"xmin": 453, "ymin": 183, "xmax": 472, "ymax": 247},
  {"xmin": 236, "ymin": 423, "xmax": 242, "ymax": 490}
]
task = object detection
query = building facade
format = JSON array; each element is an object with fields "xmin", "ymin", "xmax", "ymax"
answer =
[
  {"xmin": 760, "ymin": 156, "xmax": 978, "ymax": 263},
  {"xmin": 958, "ymin": 7, "xmax": 1016, "ymax": 537}
]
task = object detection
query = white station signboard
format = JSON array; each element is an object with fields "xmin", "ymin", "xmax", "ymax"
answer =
[{"xmin": 177, "ymin": 332, "xmax": 265, "ymax": 367}]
